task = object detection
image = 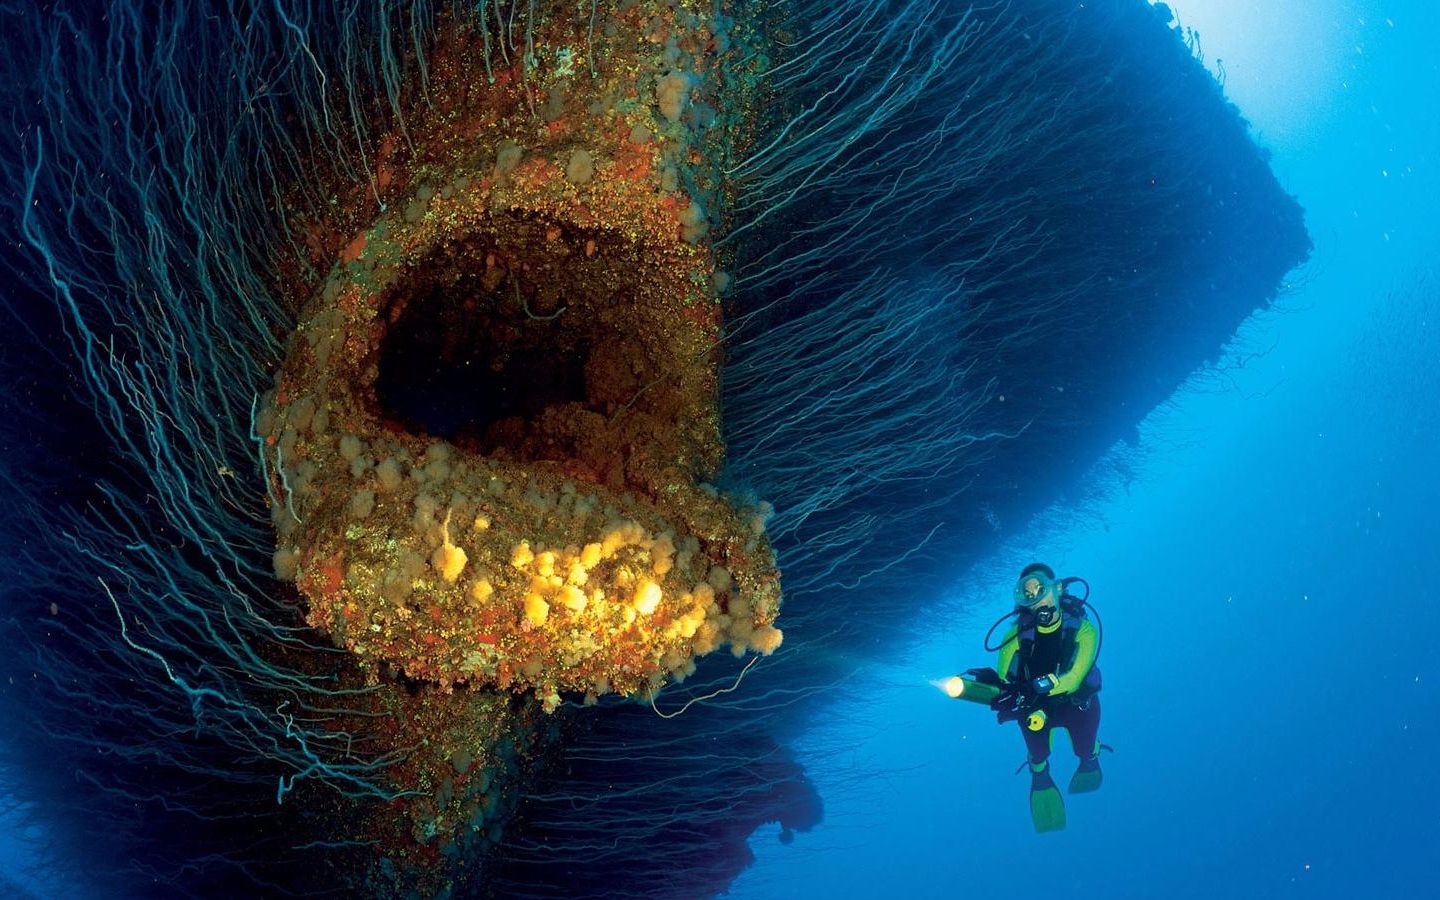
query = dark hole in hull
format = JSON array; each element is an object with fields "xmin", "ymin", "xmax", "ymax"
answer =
[{"xmin": 375, "ymin": 265, "xmax": 589, "ymax": 443}]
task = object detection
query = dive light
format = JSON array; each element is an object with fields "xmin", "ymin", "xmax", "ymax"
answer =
[
  {"xmin": 943, "ymin": 674, "xmax": 1049, "ymax": 731},
  {"xmin": 940, "ymin": 674, "xmax": 1003, "ymax": 705}
]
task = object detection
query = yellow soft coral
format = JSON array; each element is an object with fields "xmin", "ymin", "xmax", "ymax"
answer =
[{"xmin": 431, "ymin": 511, "xmax": 468, "ymax": 582}]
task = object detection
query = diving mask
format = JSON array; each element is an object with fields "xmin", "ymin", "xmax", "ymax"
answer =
[
  {"xmin": 1018, "ymin": 574, "xmax": 1047, "ymax": 603},
  {"xmin": 1015, "ymin": 572, "xmax": 1059, "ymax": 627}
]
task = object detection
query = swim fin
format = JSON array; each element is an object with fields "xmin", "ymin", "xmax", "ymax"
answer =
[
  {"xmin": 1029, "ymin": 762, "xmax": 1066, "ymax": 832},
  {"xmin": 1068, "ymin": 755, "xmax": 1103, "ymax": 794}
]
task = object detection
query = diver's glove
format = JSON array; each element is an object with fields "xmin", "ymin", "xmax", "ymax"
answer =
[
  {"xmin": 988, "ymin": 682, "xmax": 1030, "ymax": 710},
  {"xmin": 993, "ymin": 704, "xmax": 1024, "ymax": 725},
  {"xmin": 963, "ymin": 667, "xmax": 1003, "ymax": 686},
  {"xmin": 990, "ymin": 682, "xmax": 1035, "ymax": 724}
]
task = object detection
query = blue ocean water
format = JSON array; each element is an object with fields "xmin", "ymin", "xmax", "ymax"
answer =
[
  {"xmin": 732, "ymin": 2, "xmax": 1440, "ymax": 897},
  {"xmin": 0, "ymin": 1, "xmax": 1433, "ymax": 897}
]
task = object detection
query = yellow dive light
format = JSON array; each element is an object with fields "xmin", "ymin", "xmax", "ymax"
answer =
[
  {"xmin": 938, "ymin": 675, "xmax": 1048, "ymax": 731},
  {"xmin": 936, "ymin": 674, "xmax": 1003, "ymax": 705}
]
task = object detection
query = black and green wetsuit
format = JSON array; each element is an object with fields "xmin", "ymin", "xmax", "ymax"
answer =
[{"xmin": 996, "ymin": 605, "xmax": 1102, "ymax": 763}]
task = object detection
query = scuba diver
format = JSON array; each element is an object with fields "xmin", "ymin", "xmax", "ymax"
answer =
[{"xmin": 945, "ymin": 563, "xmax": 1105, "ymax": 832}]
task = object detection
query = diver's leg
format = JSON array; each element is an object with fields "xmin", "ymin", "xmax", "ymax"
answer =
[
  {"xmin": 1066, "ymin": 695, "xmax": 1101, "ymax": 760},
  {"xmin": 1064, "ymin": 696, "xmax": 1103, "ymax": 794},
  {"xmin": 1021, "ymin": 720, "xmax": 1051, "ymax": 767},
  {"xmin": 1020, "ymin": 722, "xmax": 1065, "ymax": 832}
]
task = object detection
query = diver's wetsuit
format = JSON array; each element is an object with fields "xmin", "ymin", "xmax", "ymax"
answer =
[
  {"xmin": 996, "ymin": 608, "xmax": 1102, "ymax": 764},
  {"xmin": 1020, "ymin": 695, "xmax": 1101, "ymax": 763}
]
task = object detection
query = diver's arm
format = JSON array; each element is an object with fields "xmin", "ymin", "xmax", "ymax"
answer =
[
  {"xmin": 994, "ymin": 626, "xmax": 1020, "ymax": 683},
  {"xmin": 1050, "ymin": 618, "xmax": 1098, "ymax": 696}
]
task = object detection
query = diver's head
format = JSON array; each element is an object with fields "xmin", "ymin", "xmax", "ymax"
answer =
[{"xmin": 1015, "ymin": 563, "xmax": 1061, "ymax": 631}]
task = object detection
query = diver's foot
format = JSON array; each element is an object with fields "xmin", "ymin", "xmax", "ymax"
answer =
[
  {"xmin": 1068, "ymin": 754, "xmax": 1103, "ymax": 794},
  {"xmin": 1028, "ymin": 761, "xmax": 1066, "ymax": 832}
]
